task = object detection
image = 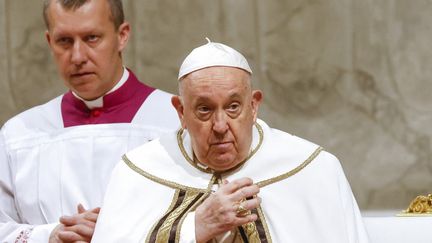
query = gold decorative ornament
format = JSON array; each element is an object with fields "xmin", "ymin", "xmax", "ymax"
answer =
[{"xmin": 398, "ymin": 193, "xmax": 432, "ymax": 216}]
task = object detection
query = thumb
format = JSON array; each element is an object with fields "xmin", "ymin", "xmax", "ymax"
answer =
[{"xmin": 77, "ymin": 203, "xmax": 86, "ymax": 213}]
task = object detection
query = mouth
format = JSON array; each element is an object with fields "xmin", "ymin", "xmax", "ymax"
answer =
[
  {"xmin": 70, "ymin": 72, "xmax": 94, "ymax": 79},
  {"xmin": 211, "ymin": 141, "xmax": 233, "ymax": 150}
]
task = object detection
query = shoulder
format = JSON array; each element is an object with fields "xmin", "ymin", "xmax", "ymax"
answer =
[
  {"xmin": 133, "ymin": 89, "xmax": 180, "ymax": 131},
  {"xmin": 122, "ymin": 133, "xmax": 178, "ymax": 174},
  {"xmin": 149, "ymin": 89, "xmax": 174, "ymax": 100},
  {"xmin": 120, "ymin": 131, "xmax": 212, "ymax": 190},
  {"xmin": 144, "ymin": 89, "xmax": 175, "ymax": 109},
  {"xmin": 259, "ymin": 119, "xmax": 321, "ymax": 159},
  {"xmin": 1, "ymin": 95, "xmax": 64, "ymax": 140},
  {"xmin": 281, "ymin": 132, "xmax": 344, "ymax": 176},
  {"xmin": 313, "ymin": 149, "xmax": 344, "ymax": 175},
  {"xmin": 127, "ymin": 69, "xmax": 175, "ymax": 113},
  {"xmin": 262, "ymin": 120, "xmax": 340, "ymax": 164},
  {"xmin": 126, "ymin": 137, "xmax": 165, "ymax": 161},
  {"xmin": 259, "ymin": 119, "xmax": 344, "ymax": 174}
]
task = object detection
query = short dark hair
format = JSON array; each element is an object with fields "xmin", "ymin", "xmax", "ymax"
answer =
[{"xmin": 43, "ymin": 0, "xmax": 125, "ymax": 30}]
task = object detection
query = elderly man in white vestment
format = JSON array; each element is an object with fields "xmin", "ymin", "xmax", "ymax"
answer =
[
  {"xmin": 92, "ymin": 40, "xmax": 369, "ymax": 243},
  {"xmin": 0, "ymin": 0, "xmax": 179, "ymax": 242}
]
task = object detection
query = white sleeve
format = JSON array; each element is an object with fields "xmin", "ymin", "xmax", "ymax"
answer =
[
  {"xmin": 178, "ymin": 212, "xmax": 197, "ymax": 243},
  {"xmin": 334, "ymin": 156, "xmax": 370, "ymax": 243},
  {"xmin": 0, "ymin": 129, "xmax": 58, "ymax": 242},
  {"xmin": 0, "ymin": 222, "xmax": 58, "ymax": 243}
]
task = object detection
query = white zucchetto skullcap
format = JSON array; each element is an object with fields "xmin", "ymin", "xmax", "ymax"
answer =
[{"xmin": 178, "ymin": 38, "xmax": 252, "ymax": 80}]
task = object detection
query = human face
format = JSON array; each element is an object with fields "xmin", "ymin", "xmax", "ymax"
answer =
[
  {"xmin": 172, "ymin": 67, "xmax": 263, "ymax": 172},
  {"xmin": 45, "ymin": 0, "xmax": 130, "ymax": 100}
]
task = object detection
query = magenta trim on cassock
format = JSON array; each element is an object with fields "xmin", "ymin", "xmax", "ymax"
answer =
[{"xmin": 61, "ymin": 70, "xmax": 155, "ymax": 127}]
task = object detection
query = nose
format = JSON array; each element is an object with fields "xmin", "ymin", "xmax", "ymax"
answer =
[
  {"xmin": 212, "ymin": 110, "xmax": 229, "ymax": 134},
  {"xmin": 70, "ymin": 40, "xmax": 87, "ymax": 66}
]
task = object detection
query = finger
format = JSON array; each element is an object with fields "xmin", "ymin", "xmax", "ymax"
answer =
[
  {"xmin": 60, "ymin": 215, "xmax": 78, "ymax": 226},
  {"xmin": 61, "ymin": 207, "xmax": 100, "ymax": 226},
  {"xmin": 83, "ymin": 211, "xmax": 99, "ymax": 222},
  {"xmin": 238, "ymin": 196, "xmax": 261, "ymax": 212},
  {"xmin": 232, "ymin": 184, "xmax": 260, "ymax": 201},
  {"xmin": 62, "ymin": 224, "xmax": 95, "ymax": 239},
  {"xmin": 91, "ymin": 207, "xmax": 101, "ymax": 214},
  {"xmin": 77, "ymin": 203, "xmax": 86, "ymax": 214},
  {"xmin": 61, "ymin": 217, "xmax": 97, "ymax": 229},
  {"xmin": 232, "ymin": 197, "xmax": 261, "ymax": 219},
  {"xmin": 237, "ymin": 213, "xmax": 258, "ymax": 224},
  {"xmin": 60, "ymin": 214, "xmax": 98, "ymax": 226},
  {"xmin": 221, "ymin": 177, "xmax": 253, "ymax": 193},
  {"xmin": 58, "ymin": 230, "xmax": 88, "ymax": 242}
]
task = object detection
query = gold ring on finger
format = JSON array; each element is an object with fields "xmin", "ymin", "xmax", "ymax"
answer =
[{"xmin": 235, "ymin": 200, "xmax": 250, "ymax": 217}]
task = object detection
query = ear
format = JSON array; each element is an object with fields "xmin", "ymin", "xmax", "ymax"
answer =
[
  {"xmin": 251, "ymin": 90, "xmax": 263, "ymax": 122},
  {"xmin": 45, "ymin": 30, "xmax": 52, "ymax": 47},
  {"xmin": 171, "ymin": 96, "xmax": 187, "ymax": 129},
  {"xmin": 117, "ymin": 22, "xmax": 131, "ymax": 52}
]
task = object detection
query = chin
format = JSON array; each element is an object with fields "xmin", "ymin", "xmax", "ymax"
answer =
[
  {"xmin": 210, "ymin": 158, "xmax": 240, "ymax": 171},
  {"xmin": 77, "ymin": 91, "xmax": 101, "ymax": 101}
]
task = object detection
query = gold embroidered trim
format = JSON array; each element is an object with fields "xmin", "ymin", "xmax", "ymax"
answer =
[
  {"xmin": 124, "ymin": 138, "xmax": 322, "ymax": 192},
  {"xmin": 122, "ymin": 154, "xmax": 208, "ymax": 193},
  {"xmin": 256, "ymin": 146, "xmax": 323, "ymax": 188},
  {"xmin": 233, "ymin": 200, "xmax": 273, "ymax": 243},
  {"xmin": 145, "ymin": 190, "xmax": 181, "ymax": 243},
  {"xmin": 175, "ymin": 175, "xmax": 216, "ymax": 242},
  {"xmin": 175, "ymin": 191, "xmax": 212, "ymax": 243},
  {"xmin": 157, "ymin": 190, "xmax": 201, "ymax": 242},
  {"xmin": 241, "ymin": 221, "xmax": 260, "ymax": 242},
  {"xmin": 177, "ymin": 122, "xmax": 264, "ymax": 174},
  {"xmin": 256, "ymin": 205, "xmax": 272, "ymax": 243}
]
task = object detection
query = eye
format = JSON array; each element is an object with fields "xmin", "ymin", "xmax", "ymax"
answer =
[
  {"xmin": 197, "ymin": 105, "xmax": 211, "ymax": 114},
  {"xmin": 85, "ymin": 35, "xmax": 100, "ymax": 43},
  {"xmin": 227, "ymin": 102, "xmax": 240, "ymax": 112},
  {"xmin": 56, "ymin": 37, "xmax": 73, "ymax": 46},
  {"xmin": 195, "ymin": 105, "xmax": 212, "ymax": 120}
]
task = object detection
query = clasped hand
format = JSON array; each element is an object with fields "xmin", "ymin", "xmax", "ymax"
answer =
[
  {"xmin": 49, "ymin": 204, "xmax": 100, "ymax": 243},
  {"xmin": 195, "ymin": 177, "xmax": 261, "ymax": 243}
]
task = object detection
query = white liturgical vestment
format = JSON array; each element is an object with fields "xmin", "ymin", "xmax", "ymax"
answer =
[
  {"xmin": 0, "ymin": 69, "xmax": 180, "ymax": 242},
  {"xmin": 92, "ymin": 119, "xmax": 369, "ymax": 243}
]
